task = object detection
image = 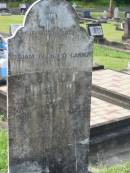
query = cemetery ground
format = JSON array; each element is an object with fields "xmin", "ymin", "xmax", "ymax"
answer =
[{"xmin": 0, "ymin": 10, "xmax": 130, "ymax": 172}]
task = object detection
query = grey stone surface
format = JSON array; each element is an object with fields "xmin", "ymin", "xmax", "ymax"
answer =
[
  {"xmin": 8, "ymin": 0, "xmax": 93, "ymax": 172},
  {"xmin": 123, "ymin": 18, "xmax": 130, "ymax": 40},
  {"xmin": 114, "ymin": 7, "xmax": 119, "ymax": 19}
]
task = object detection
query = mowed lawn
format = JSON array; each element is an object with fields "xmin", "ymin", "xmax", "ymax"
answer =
[
  {"xmin": 94, "ymin": 44, "xmax": 130, "ymax": 71},
  {"xmin": 102, "ymin": 22, "xmax": 123, "ymax": 42},
  {"xmin": 0, "ymin": 15, "xmax": 23, "ymax": 34},
  {"xmin": 0, "ymin": 129, "xmax": 7, "ymax": 173}
]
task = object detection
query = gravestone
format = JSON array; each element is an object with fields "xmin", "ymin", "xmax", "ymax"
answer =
[
  {"xmin": 83, "ymin": 10, "xmax": 91, "ymax": 18},
  {"xmin": 88, "ymin": 23, "xmax": 104, "ymax": 41},
  {"xmin": 102, "ymin": 10, "xmax": 108, "ymax": 19},
  {"xmin": 122, "ymin": 18, "xmax": 130, "ymax": 41},
  {"xmin": 8, "ymin": 0, "xmax": 93, "ymax": 173},
  {"xmin": 114, "ymin": 7, "xmax": 119, "ymax": 20},
  {"xmin": 125, "ymin": 11, "xmax": 130, "ymax": 18},
  {"xmin": 0, "ymin": 3, "xmax": 7, "ymax": 10}
]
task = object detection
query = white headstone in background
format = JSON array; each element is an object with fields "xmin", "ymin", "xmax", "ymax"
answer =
[
  {"xmin": 114, "ymin": 7, "xmax": 119, "ymax": 19},
  {"xmin": 127, "ymin": 13, "xmax": 130, "ymax": 18},
  {"xmin": 0, "ymin": 3, "xmax": 7, "ymax": 9},
  {"xmin": 103, "ymin": 10, "xmax": 108, "ymax": 19}
]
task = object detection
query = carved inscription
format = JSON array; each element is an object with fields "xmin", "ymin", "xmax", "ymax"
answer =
[{"xmin": 9, "ymin": 52, "xmax": 91, "ymax": 75}]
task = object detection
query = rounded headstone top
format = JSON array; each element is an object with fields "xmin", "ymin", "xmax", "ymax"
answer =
[{"xmin": 23, "ymin": 0, "xmax": 79, "ymax": 30}]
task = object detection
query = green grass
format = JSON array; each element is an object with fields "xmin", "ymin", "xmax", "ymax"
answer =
[
  {"xmin": 0, "ymin": 15, "xmax": 23, "ymax": 34},
  {"xmin": 94, "ymin": 44, "xmax": 130, "ymax": 71},
  {"xmin": 0, "ymin": 129, "xmax": 7, "ymax": 173},
  {"xmin": 91, "ymin": 161, "xmax": 130, "ymax": 173},
  {"xmin": 102, "ymin": 23, "xmax": 123, "ymax": 42}
]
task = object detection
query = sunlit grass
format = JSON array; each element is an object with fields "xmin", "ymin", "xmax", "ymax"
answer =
[
  {"xmin": 94, "ymin": 44, "xmax": 130, "ymax": 71},
  {"xmin": 0, "ymin": 129, "xmax": 7, "ymax": 172},
  {"xmin": 0, "ymin": 15, "xmax": 23, "ymax": 34}
]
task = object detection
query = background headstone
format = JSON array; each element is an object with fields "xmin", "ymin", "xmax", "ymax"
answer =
[
  {"xmin": 83, "ymin": 10, "xmax": 91, "ymax": 18},
  {"xmin": 114, "ymin": 7, "xmax": 119, "ymax": 20},
  {"xmin": 122, "ymin": 18, "xmax": 130, "ymax": 40},
  {"xmin": 8, "ymin": 0, "xmax": 93, "ymax": 173},
  {"xmin": 0, "ymin": 3, "xmax": 7, "ymax": 9},
  {"xmin": 102, "ymin": 10, "xmax": 108, "ymax": 19}
]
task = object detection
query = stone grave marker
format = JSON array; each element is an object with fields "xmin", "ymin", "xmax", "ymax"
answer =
[
  {"xmin": 122, "ymin": 18, "xmax": 130, "ymax": 41},
  {"xmin": 8, "ymin": 0, "xmax": 93, "ymax": 172},
  {"xmin": 114, "ymin": 7, "xmax": 120, "ymax": 20},
  {"xmin": 0, "ymin": 3, "xmax": 7, "ymax": 10},
  {"xmin": 102, "ymin": 10, "xmax": 108, "ymax": 19},
  {"xmin": 83, "ymin": 10, "xmax": 91, "ymax": 18}
]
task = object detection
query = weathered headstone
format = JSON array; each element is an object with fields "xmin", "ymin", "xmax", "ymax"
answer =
[
  {"xmin": 8, "ymin": 0, "xmax": 93, "ymax": 173},
  {"xmin": 122, "ymin": 18, "xmax": 130, "ymax": 41},
  {"xmin": 114, "ymin": 7, "xmax": 119, "ymax": 20}
]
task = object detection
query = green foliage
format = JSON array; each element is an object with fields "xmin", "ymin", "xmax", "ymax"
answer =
[
  {"xmin": 91, "ymin": 161, "xmax": 130, "ymax": 173},
  {"xmin": 7, "ymin": 2, "xmax": 19, "ymax": 8}
]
